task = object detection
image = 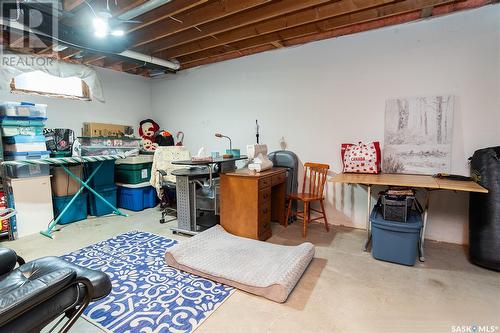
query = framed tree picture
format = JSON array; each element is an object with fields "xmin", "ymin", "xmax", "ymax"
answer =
[{"xmin": 383, "ymin": 95, "xmax": 455, "ymax": 175}]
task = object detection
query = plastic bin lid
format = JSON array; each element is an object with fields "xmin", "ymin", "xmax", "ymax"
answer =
[
  {"xmin": 0, "ymin": 116, "xmax": 48, "ymax": 121},
  {"xmin": 116, "ymin": 181, "xmax": 152, "ymax": 188},
  {"xmin": 20, "ymin": 102, "xmax": 47, "ymax": 107},
  {"xmin": 370, "ymin": 206, "xmax": 423, "ymax": 230},
  {"xmin": 4, "ymin": 150, "xmax": 50, "ymax": 156},
  {"xmin": 1, "ymin": 101, "xmax": 47, "ymax": 107},
  {"xmin": 115, "ymin": 155, "xmax": 154, "ymax": 164},
  {"xmin": 3, "ymin": 135, "xmax": 46, "ymax": 143}
]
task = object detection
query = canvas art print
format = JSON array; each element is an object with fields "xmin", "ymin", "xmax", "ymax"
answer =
[{"xmin": 383, "ymin": 95, "xmax": 455, "ymax": 174}]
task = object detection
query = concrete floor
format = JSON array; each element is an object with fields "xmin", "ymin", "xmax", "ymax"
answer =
[{"xmin": 3, "ymin": 208, "xmax": 500, "ymax": 333}]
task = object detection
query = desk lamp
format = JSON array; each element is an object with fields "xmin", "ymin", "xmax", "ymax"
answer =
[{"xmin": 215, "ymin": 133, "xmax": 234, "ymax": 158}]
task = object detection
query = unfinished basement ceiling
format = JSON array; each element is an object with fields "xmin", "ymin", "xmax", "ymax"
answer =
[{"xmin": 0, "ymin": 0, "xmax": 496, "ymax": 77}]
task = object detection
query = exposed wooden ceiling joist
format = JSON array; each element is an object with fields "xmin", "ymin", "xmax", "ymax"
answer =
[
  {"xmin": 177, "ymin": 0, "xmax": 462, "ymax": 66},
  {"xmin": 126, "ymin": 0, "xmax": 210, "ymax": 33},
  {"xmin": 157, "ymin": 0, "xmax": 397, "ymax": 60},
  {"xmin": 111, "ymin": 0, "xmax": 149, "ymax": 16},
  {"xmin": 122, "ymin": 62, "xmax": 144, "ymax": 72},
  {"xmin": 64, "ymin": 0, "xmax": 85, "ymax": 12},
  {"xmin": 141, "ymin": 0, "xmax": 334, "ymax": 56},
  {"xmin": 9, "ymin": 35, "xmax": 29, "ymax": 49},
  {"xmin": 2, "ymin": 0, "xmax": 494, "ymax": 76},
  {"xmin": 130, "ymin": 0, "xmax": 273, "ymax": 50},
  {"xmin": 83, "ymin": 54, "xmax": 106, "ymax": 64},
  {"xmin": 58, "ymin": 48, "xmax": 82, "ymax": 59},
  {"xmin": 181, "ymin": 0, "xmax": 490, "ymax": 69}
]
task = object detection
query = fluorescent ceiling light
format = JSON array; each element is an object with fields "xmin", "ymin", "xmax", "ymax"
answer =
[
  {"xmin": 93, "ymin": 17, "xmax": 108, "ymax": 38},
  {"xmin": 111, "ymin": 29, "xmax": 124, "ymax": 37}
]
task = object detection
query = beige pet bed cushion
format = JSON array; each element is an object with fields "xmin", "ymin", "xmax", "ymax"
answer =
[{"xmin": 165, "ymin": 225, "xmax": 314, "ymax": 303}]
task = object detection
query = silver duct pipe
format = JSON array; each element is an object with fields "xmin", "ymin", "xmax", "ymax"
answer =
[
  {"xmin": 0, "ymin": 18, "xmax": 180, "ymax": 71},
  {"xmin": 116, "ymin": 0, "xmax": 179, "ymax": 70},
  {"xmin": 119, "ymin": 50, "xmax": 179, "ymax": 70}
]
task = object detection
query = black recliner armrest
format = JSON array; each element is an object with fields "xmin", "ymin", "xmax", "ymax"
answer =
[
  {"xmin": 0, "ymin": 269, "xmax": 76, "ymax": 326},
  {"xmin": 0, "ymin": 247, "xmax": 18, "ymax": 276}
]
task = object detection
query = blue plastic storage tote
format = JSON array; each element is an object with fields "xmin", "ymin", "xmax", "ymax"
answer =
[
  {"xmin": 85, "ymin": 160, "xmax": 115, "ymax": 187},
  {"xmin": 3, "ymin": 135, "xmax": 46, "ymax": 144},
  {"xmin": 117, "ymin": 185, "xmax": 158, "ymax": 211},
  {"xmin": 88, "ymin": 185, "xmax": 117, "ymax": 216},
  {"xmin": 370, "ymin": 206, "xmax": 423, "ymax": 266},
  {"xmin": 3, "ymin": 135, "xmax": 47, "ymax": 152},
  {"xmin": 53, "ymin": 192, "xmax": 88, "ymax": 225}
]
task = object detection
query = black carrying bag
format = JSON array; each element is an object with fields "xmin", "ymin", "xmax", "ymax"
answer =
[
  {"xmin": 43, "ymin": 128, "xmax": 75, "ymax": 152},
  {"xmin": 469, "ymin": 146, "xmax": 500, "ymax": 271}
]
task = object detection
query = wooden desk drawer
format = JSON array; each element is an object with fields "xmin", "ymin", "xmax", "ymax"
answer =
[
  {"xmin": 258, "ymin": 220, "xmax": 271, "ymax": 239},
  {"xmin": 259, "ymin": 177, "xmax": 272, "ymax": 189},
  {"xmin": 259, "ymin": 201, "xmax": 271, "ymax": 222},
  {"xmin": 272, "ymin": 172, "xmax": 286, "ymax": 186},
  {"xmin": 258, "ymin": 188, "xmax": 271, "ymax": 203}
]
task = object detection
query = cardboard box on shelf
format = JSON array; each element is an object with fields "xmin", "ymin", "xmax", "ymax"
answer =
[{"xmin": 82, "ymin": 122, "xmax": 134, "ymax": 137}]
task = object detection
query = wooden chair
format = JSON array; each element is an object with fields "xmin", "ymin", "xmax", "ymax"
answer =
[{"xmin": 285, "ymin": 162, "xmax": 330, "ymax": 237}]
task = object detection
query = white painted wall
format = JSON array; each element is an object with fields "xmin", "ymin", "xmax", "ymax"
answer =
[
  {"xmin": 0, "ymin": 67, "xmax": 152, "ymax": 135},
  {"xmin": 151, "ymin": 6, "xmax": 500, "ymax": 244}
]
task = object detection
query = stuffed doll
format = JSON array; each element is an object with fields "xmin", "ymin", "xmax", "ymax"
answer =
[
  {"xmin": 142, "ymin": 137, "xmax": 158, "ymax": 152},
  {"xmin": 139, "ymin": 119, "xmax": 160, "ymax": 152}
]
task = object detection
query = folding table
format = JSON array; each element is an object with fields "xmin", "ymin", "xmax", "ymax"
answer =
[
  {"xmin": 329, "ymin": 173, "xmax": 488, "ymax": 261},
  {"xmin": 2, "ymin": 154, "xmax": 129, "ymax": 239}
]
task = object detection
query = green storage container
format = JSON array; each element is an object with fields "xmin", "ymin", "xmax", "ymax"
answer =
[
  {"xmin": 115, "ymin": 162, "xmax": 152, "ymax": 184},
  {"xmin": 50, "ymin": 151, "xmax": 72, "ymax": 158}
]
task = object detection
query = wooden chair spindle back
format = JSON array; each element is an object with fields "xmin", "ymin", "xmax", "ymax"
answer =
[{"xmin": 302, "ymin": 162, "xmax": 329, "ymax": 198}]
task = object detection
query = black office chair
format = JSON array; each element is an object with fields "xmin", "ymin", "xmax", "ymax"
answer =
[{"xmin": 0, "ymin": 247, "xmax": 111, "ymax": 333}]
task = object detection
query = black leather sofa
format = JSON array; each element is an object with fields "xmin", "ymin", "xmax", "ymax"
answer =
[{"xmin": 0, "ymin": 247, "xmax": 112, "ymax": 333}]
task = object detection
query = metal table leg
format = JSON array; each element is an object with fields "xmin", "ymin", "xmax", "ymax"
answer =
[
  {"xmin": 363, "ymin": 184, "xmax": 372, "ymax": 251},
  {"xmin": 171, "ymin": 175, "xmax": 198, "ymax": 235},
  {"xmin": 419, "ymin": 191, "xmax": 430, "ymax": 262},
  {"xmin": 40, "ymin": 162, "xmax": 128, "ymax": 239}
]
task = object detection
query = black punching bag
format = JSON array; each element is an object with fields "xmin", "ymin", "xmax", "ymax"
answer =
[{"xmin": 469, "ymin": 146, "xmax": 500, "ymax": 271}]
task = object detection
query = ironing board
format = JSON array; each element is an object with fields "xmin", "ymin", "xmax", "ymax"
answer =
[{"xmin": 2, "ymin": 154, "xmax": 129, "ymax": 239}]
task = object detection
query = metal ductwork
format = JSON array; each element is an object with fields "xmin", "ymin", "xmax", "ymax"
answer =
[
  {"xmin": 1, "ymin": 0, "xmax": 180, "ymax": 72},
  {"xmin": 119, "ymin": 50, "xmax": 179, "ymax": 71}
]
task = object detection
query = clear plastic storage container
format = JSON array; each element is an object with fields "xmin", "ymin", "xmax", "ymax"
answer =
[
  {"xmin": 1, "ymin": 125, "xmax": 44, "ymax": 137},
  {"xmin": 78, "ymin": 136, "xmax": 140, "ymax": 148},
  {"xmin": 3, "ymin": 151, "xmax": 50, "ymax": 161},
  {"xmin": 3, "ymin": 135, "xmax": 47, "ymax": 152},
  {"xmin": 0, "ymin": 116, "xmax": 47, "ymax": 126},
  {"xmin": 0, "ymin": 102, "xmax": 47, "ymax": 118},
  {"xmin": 80, "ymin": 146, "xmax": 139, "ymax": 156}
]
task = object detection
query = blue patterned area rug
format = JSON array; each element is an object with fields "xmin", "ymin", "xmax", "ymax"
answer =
[{"xmin": 61, "ymin": 231, "xmax": 234, "ymax": 333}]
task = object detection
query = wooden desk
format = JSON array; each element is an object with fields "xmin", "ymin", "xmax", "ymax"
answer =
[
  {"xmin": 329, "ymin": 173, "xmax": 488, "ymax": 261},
  {"xmin": 330, "ymin": 173, "xmax": 487, "ymax": 192},
  {"xmin": 220, "ymin": 167, "xmax": 287, "ymax": 241}
]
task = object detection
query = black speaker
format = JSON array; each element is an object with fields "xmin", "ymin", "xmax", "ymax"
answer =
[{"xmin": 469, "ymin": 146, "xmax": 500, "ymax": 271}]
